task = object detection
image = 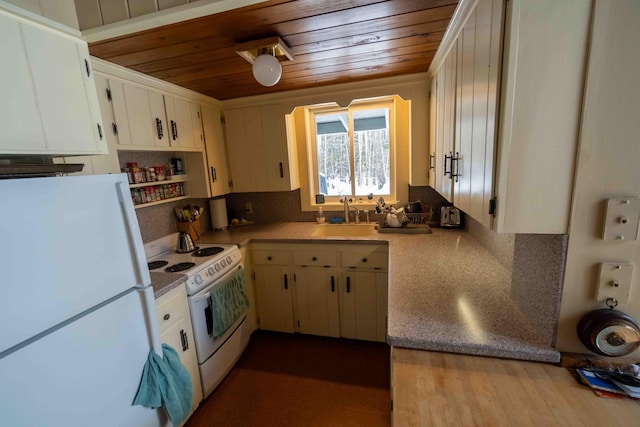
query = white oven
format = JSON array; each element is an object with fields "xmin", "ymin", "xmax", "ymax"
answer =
[{"xmin": 145, "ymin": 234, "xmax": 252, "ymax": 399}]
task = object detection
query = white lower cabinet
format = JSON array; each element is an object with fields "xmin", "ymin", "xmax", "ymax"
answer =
[
  {"xmin": 251, "ymin": 243, "xmax": 387, "ymax": 343},
  {"xmin": 293, "ymin": 267, "xmax": 340, "ymax": 338},
  {"xmin": 155, "ymin": 284, "xmax": 202, "ymax": 420},
  {"xmin": 254, "ymin": 266, "xmax": 295, "ymax": 333}
]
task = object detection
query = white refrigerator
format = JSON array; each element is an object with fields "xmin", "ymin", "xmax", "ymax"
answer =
[{"xmin": 0, "ymin": 174, "xmax": 168, "ymax": 427}]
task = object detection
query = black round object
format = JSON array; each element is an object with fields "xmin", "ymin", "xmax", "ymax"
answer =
[
  {"xmin": 147, "ymin": 260, "xmax": 168, "ymax": 270},
  {"xmin": 165, "ymin": 262, "xmax": 196, "ymax": 273},
  {"xmin": 577, "ymin": 309, "xmax": 640, "ymax": 357},
  {"xmin": 192, "ymin": 247, "xmax": 224, "ymax": 257}
]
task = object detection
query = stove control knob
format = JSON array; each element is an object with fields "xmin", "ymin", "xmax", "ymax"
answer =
[
  {"xmin": 215, "ymin": 263, "xmax": 222, "ymax": 272},
  {"xmin": 208, "ymin": 267, "xmax": 215, "ymax": 275},
  {"xmin": 194, "ymin": 275, "xmax": 203, "ymax": 285},
  {"xmin": 226, "ymin": 256, "xmax": 233, "ymax": 264},
  {"xmin": 221, "ymin": 259, "xmax": 227, "ymax": 267}
]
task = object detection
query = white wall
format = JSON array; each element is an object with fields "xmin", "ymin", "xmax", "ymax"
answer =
[{"xmin": 558, "ymin": 0, "xmax": 640, "ymax": 357}]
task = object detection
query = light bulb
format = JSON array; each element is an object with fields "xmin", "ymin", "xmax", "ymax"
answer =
[{"xmin": 252, "ymin": 54, "xmax": 282, "ymax": 87}]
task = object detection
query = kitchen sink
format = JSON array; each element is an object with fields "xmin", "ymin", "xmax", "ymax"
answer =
[{"xmin": 311, "ymin": 223, "xmax": 377, "ymax": 237}]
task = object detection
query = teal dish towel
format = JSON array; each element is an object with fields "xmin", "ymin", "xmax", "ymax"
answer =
[
  {"xmin": 210, "ymin": 267, "xmax": 250, "ymax": 337},
  {"xmin": 133, "ymin": 343, "xmax": 193, "ymax": 426}
]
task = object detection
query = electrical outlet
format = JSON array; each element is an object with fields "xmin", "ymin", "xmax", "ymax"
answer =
[
  {"xmin": 245, "ymin": 202, "xmax": 253, "ymax": 213},
  {"xmin": 595, "ymin": 263, "xmax": 634, "ymax": 303}
]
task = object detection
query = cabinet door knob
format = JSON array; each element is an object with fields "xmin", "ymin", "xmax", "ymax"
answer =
[
  {"xmin": 163, "ymin": 313, "xmax": 170, "ymax": 321},
  {"xmin": 362, "ymin": 258, "xmax": 368, "ymax": 263},
  {"xmin": 267, "ymin": 256, "xmax": 272, "ymax": 261},
  {"xmin": 312, "ymin": 256, "xmax": 317, "ymax": 261}
]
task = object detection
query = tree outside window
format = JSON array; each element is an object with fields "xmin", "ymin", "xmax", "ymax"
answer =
[{"xmin": 314, "ymin": 107, "xmax": 390, "ymax": 198}]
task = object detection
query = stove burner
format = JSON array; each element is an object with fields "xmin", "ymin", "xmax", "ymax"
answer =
[
  {"xmin": 165, "ymin": 262, "xmax": 196, "ymax": 273},
  {"xmin": 147, "ymin": 260, "xmax": 168, "ymax": 271},
  {"xmin": 192, "ymin": 247, "xmax": 224, "ymax": 257}
]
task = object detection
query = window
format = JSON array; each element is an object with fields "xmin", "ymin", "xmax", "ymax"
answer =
[{"xmin": 311, "ymin": 100, "xmax": 394, "ymax": 202}]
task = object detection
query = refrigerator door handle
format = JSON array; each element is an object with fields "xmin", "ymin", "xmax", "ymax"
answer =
[
  {"xmin": 141, "ymin": 287, "xmax": 163, "ymax": 357},
  {"xmin": 115, "ymin": 181, "xmax": 151, "ymax": 288}
]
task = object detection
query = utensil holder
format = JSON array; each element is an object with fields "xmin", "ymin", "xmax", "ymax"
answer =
[{"xmin": 177, "ymin": 218, "xmax": 201, "ymax": 241}]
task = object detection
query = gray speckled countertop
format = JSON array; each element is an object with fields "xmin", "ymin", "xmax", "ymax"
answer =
[
  {"xmin": 150, "ymin": 271, "xmax": 188, "ymax": 299},
  {"xmin": 197, "ymin": 222, "xmax": 559, "ymax": 363}
]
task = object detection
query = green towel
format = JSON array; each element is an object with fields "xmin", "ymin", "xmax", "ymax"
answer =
[
  {"xmin": 209, "ymin": 267, "xmax": 250, "ymax": 337},
  {"xmin": 133, "ymin": 344, "xmax": 193, "ymax": 426}
]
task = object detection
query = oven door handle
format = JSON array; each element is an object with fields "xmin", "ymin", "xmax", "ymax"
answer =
[{"xmin": 194, "ymin": 292, "xmax": 214, "ymax": 336}]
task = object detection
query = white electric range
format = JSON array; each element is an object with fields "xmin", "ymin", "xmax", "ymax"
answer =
[{"xmin": 144, "ymin": 233, "xmax": 251, "ymax": 398}]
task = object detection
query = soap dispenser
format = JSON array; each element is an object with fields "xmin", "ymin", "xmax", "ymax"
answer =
[{"xmin": 317, "ymin": 207, "xmax": 325, "ymax": 223}]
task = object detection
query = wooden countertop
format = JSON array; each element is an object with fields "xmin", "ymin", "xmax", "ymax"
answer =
[
  {"xmin": 392, "ymin": 347, "xmax": 640, "ymax": 426},
  {"xmin": 198, "ymin": 222, "xmax": 559, "ymax": 363}
]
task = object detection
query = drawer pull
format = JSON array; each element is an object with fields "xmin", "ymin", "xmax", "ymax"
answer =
[
  {"xmin": 163, "ymin": 313, "xmax": 170, "ymax": 321},
  {"xmin": 180, "ymin": 329, "xmax": 189, "ymax": 351}
]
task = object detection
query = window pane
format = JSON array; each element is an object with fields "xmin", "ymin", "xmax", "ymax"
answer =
[
  {"xmin": 353, "ymin": 108, "xmax": 389, "ymax": 195},
  {"xmin": 315, "ymin": 113, "xmax": 350, "ymax": 195}
]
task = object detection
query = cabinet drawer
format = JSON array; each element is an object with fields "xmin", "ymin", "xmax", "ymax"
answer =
[
  {"xmin": 252, "ymin": 250, "xmax": 291, "ymax": 265},
  {"xmin": 155, "ymin": 285, "xmax": 189, "ymax": 333},
  {"xmin": 293, "ymin": 251, "xmax": 337, "ymax": 267},
  {"xmin": 341, "ymin": 250, "xmax": 388, "ymax": 270}
]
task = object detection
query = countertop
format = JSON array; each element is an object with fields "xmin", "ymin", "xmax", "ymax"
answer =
[
  {"xmin": 150, "ymin": 271, "xmax": 187, "ymax": 299},
  {"xmin": 196, "ymin": 222, "xmax": 559, "ymax": 363}
]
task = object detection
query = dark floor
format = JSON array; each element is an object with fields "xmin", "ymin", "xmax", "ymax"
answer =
[{"xmin": 185, "ymin": 330, "xmax": 391, "ymax": 427}]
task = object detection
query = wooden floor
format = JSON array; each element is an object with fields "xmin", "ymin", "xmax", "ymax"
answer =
[
  {"xmin": 185, "ymin": 331, "xmax": 391, "ymax": 427},
  {"xmin": 392, "ymin": 348, "xmax": 640, "ymax": 427}
]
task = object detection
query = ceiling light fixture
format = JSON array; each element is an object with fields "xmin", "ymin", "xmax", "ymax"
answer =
[{"xmin": 236, "ymin": 36, "xmax": 295, "ymax": 87}]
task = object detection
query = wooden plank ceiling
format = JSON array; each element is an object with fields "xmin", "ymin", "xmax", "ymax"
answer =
[{"xmin": 89, "ymin": 0, "xmax": 458, "ymax": 100}]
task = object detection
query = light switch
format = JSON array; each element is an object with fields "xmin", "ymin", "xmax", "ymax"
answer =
[
  {"xmin": 602, "ymin": 198, "xmax": 640, "ymax": 240},
  {"xmin": 595, "ymin": 263, "xmax": 634, "ymax": 303}
]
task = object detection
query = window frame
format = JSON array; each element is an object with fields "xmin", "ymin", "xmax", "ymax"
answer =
[{"xmin": 307, "ymin": 98, "xmax": 397, "ymax": 208}]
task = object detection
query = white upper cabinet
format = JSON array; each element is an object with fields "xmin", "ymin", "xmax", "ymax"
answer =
[
  {"xmin": 0, "ymin": 6, "xmax": 106, "ymax": 156},
  {"xmin": 112, "ymin": 82, "xmax": 168, "ymax": 149},
  {"xmin": 494, "ymin": 0, "xmax": 591, "ymax": 234},
  {"xmin": 431, "ymin": 0, "xmax": 588, "ymax": 233},
  {"xmin": 164, "ymin": 95, "xmax": 204, "ymax": 149},
  {"xmin": 201, "ymin": 105, "xmax": 230, "ymax": 197},
  {"xmin": 431, "ymin": 0, "xmax": 503, "ymax": 229},
  {"xmin": 224, "ymin": 104, "xmax": 299, "ymax": 193}
]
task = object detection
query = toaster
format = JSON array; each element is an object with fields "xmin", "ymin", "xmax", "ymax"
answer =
[{"xmin": 440, "ymin": 206, "xmax": 462, "ymax": 228}]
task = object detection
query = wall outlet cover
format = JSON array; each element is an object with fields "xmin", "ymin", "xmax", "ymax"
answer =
[
  {"xmin": 595, "ymin": 262, "xmax": 634, "ymax": 303},
  {"xmin": 602, "ymin": 198, "xmax": 640, "ymax": 241}
]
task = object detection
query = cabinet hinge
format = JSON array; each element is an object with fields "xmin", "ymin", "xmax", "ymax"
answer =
[
  {"xmin": 390, "ymin": 399, "xmax": 393, "ymax": 412},
  {"xmin": 489, "ymin": 197, "xmax": 497, "ymax": 217},
  {"xmin": 297, "ymin": 320, "xmax": 300, "ymax": 328},
  {"xmin": 220, "ymin": 115, "xmax": 226, "ymax": 125},
  {"xmin": 97, "ymin": 123, "xmax": 103, "ymax": 140},
  {"xmin": 84, "ymin": 58, "xmax": 91, "ymax": 77},
  {"xmin": 294, "ymin": 273, "xmax": 297, "ymax": 281},
  {"xmin": 106, "ymin": 88, "xmax": 112, "ymax": 102},
  {"xmin": 112, "ymin": 122, "xmax": 118, "ymax": 135},
  {"xmin": 229, "ymin": 180, "xmax": 233, "ymax": 188}
]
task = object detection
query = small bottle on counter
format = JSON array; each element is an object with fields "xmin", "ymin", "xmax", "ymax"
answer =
[{"xmin": 317, "ymin": 206, "xmax": 325, "ymax": 223}]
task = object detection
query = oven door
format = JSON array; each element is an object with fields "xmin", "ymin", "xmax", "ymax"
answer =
[{"xmin": 188, "ymin": 263, "xmax": 247, "ymax": 364}]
